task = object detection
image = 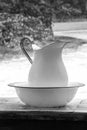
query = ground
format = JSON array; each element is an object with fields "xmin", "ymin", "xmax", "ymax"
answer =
[{"xmin": 0, "ymin": 22, "xmax": 87, "ymax": 106}]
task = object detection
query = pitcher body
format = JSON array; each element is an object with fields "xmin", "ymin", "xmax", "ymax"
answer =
[{"xmin": 20, "ymin": 38, "xmax": 68, "ymax": 87}]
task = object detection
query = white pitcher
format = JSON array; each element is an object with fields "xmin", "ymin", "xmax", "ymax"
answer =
[{"xmin": 20, "ymin": 37, "xmax": 68, "ymax": 87}]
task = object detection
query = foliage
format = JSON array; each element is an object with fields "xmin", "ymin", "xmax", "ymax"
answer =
[{"xmin": 0, "ymin": 0, "xmax": 86, "ymax": 49}]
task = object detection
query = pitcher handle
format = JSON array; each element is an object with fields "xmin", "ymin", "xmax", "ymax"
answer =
[{"xmin": 20, "ymin": 37, "xmax": 33, "ymax": 64}]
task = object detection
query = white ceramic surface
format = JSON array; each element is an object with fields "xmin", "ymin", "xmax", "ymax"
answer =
[
  {"xmin": 20, "ymin": 38, "xmax": 68, "ymax": 87},
  {"xmin": 8, "ymin": 82, "xmax": 84, "ymax": 107},
  {"xmin": 28, "ymin": 43, "xmax": 68, "ymax": 87}
]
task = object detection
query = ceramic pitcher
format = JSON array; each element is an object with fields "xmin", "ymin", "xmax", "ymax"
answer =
[{"xmin": 20, "ymin": 37, "xmax": 68, "ymax": 87}]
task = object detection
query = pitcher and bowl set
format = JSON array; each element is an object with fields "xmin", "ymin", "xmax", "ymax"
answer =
[{"xmin": 8, "ymin": 37, "xmax": 84, "ymax": 107}]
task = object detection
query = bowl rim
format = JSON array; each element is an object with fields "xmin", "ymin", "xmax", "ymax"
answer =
[{"xmin": 8, "ymin": 82, "xmax": 85, "ymax": 89}]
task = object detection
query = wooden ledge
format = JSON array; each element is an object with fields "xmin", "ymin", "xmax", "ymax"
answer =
[{"xmin": 0, "ymin": 97, "xmax": 87, "ymax": 121}]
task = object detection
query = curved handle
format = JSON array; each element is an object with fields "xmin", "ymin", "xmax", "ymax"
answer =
[{"xmin": 20, "ymin": 37, "xmax": 33, "ymax": 64}]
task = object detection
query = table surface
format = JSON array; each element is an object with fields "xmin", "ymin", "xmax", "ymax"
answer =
[{"xmin": 1, "ymin": 97, "xmax": 87, "ymax": 121}]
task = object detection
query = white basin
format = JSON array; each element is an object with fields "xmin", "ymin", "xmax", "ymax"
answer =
[{"xmin": 8, "ymin": 82, "xmax": 84, "ymax": 107}]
